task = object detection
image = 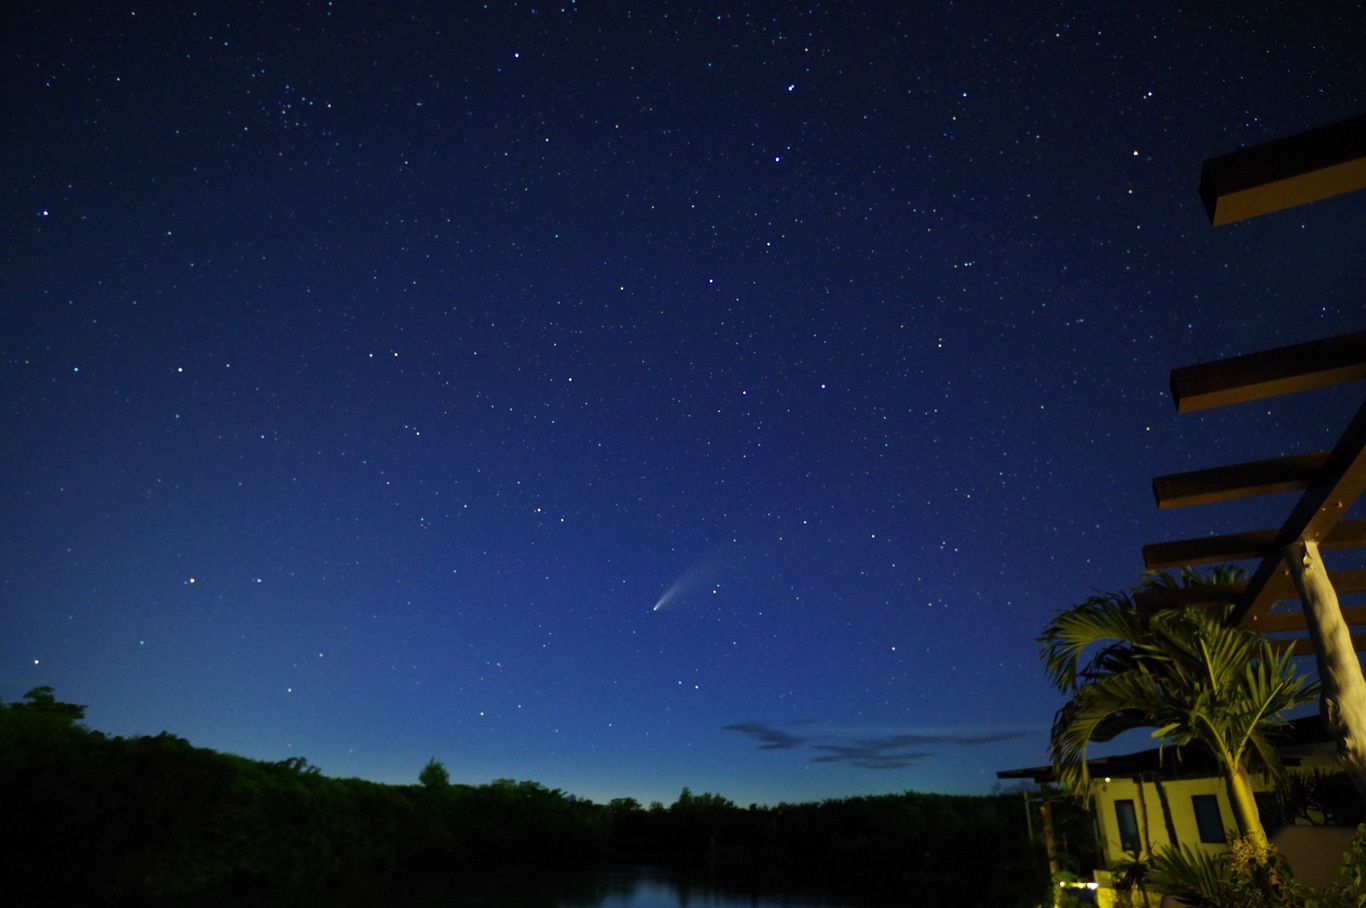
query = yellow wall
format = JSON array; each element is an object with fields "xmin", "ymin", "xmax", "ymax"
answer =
[
  {"xmin": 1091, "ymin": 774, "xmax": 1246, "ymax": 865},
  {"xmin": 1090, "ymin": 774, "xmax": 1245, "ymax": 908},
  {"xmin": 1080, "ymin": 753, "xmax": 1345, "ymax": 907}
]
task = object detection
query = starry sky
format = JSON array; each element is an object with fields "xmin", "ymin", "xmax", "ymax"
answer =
[{"xmin": 4, "ymin": 2, "xmax": 1365, "ymax": 807}]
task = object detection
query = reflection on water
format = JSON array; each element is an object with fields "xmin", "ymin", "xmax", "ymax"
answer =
[
  {"xmin": 443, "ymin": 868, "xmax": 861, "ymax": 908},
  {"xmin": 168, "ymin": 866, "xmax": 867, "ymax": 908}
]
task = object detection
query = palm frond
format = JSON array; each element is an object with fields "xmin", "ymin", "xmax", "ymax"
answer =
[
  {"xmin": 1041, "ymin": 566, "xmax": 1315, "ymax": 818},
  {"xmin": 1148, "ymin": 843, "xmax": 1229, "ymax": 905},
  {"xmin": 1049, "ymin": 668, "xmax": 1170, "ymax": 794},
  {"xmin": 1039, "ymin": 591, "xmax": 1145, "ymax": 692}
]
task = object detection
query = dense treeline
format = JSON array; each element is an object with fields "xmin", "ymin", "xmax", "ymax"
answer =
[{"xmin": 1, "ymin": 688, "xmax": 1046, "ymax": 906}]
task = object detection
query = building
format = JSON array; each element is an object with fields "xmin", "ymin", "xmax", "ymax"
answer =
[{"xmin": 998, "ymin": 716, "xmax": 1352, "ymax": 907}]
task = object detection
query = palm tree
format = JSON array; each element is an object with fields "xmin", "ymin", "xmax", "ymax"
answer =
[{"xmin": 1039, "ymin": 567, "xmax": 1318, "ymax": 845}]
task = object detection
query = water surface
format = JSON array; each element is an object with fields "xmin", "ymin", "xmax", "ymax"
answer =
[{"xmin": 442, "ymin": 868, "xmax": 863, "ymax": 908}]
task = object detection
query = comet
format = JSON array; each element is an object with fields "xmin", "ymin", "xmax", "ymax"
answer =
[
  {"xmin": 651, "ymin": 562, "xmax": 714, "ymax": 612},
  {"xmin": 651, "ymin": 577, "xmax": 688, "ymax": 612}
]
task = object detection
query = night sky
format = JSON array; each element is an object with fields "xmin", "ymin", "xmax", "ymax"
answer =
[{"xmin": 5, "ymin": 2, "xmax": 1365, "ymax": 807}]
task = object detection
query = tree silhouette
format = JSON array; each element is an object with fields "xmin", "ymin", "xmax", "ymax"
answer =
[
  {"xmin": 419, "ymin": 758, "xmax": 450, "ymax": 789},
  {"xmin": 2, "ymin": 685, "xmax": 1045, "ymax": 906},
  {"xmin": 6, "ymin": 685, "xmax": 86, "ymax": 723}
]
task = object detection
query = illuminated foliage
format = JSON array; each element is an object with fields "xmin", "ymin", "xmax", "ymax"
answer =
[{"xmin": 1040, "ymin": 568, "xmax": 1318, "ymax": 842}]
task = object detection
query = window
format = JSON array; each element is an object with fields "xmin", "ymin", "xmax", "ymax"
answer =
[
  {"xmin": 1192, "ymin": 794, "xmax": 1226, "ymax": 844},
  {"xmin": 1114, "ymin": 799, "xmax": 1141, "ymax": 853}
]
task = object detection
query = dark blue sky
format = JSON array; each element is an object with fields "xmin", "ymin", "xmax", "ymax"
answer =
[{"xmin": 5, "ymin": 1, "xmax": 1364, "ymax": 806}]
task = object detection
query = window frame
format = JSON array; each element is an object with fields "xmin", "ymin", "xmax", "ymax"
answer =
[
  {"xmin": 1191, "ymin": 793, "xmax": 1227, "ymax": 844},
  {"xmin": 1114, "ymin": 798, "xmax": 1142, "ymax": 853}
]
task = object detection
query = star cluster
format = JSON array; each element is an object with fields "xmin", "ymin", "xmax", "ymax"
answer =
[{"xmin": 4, "ymin": 1, "xmax": 1364, "ymax": 805}]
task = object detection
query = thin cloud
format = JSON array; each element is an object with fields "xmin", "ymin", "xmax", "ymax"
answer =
[
  {"xmin": 859, "ymin": 732, "xmax": 1027, "ymax": 748},
  {"xmin": 723, "ymin": 723, "xmax": 1028, "ymax": 770},
  {"xmin": 721, "ymin": 723, "xmax": 809, "ymax": 750},
  {"xmin": 810, "ymin": 744, "xmax": 934, "ymax": 770}
]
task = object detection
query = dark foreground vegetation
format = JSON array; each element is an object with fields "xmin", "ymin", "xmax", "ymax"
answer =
[{"xmin": 2, "ymin": 688, "xmax": 1046, "ymax": 906}]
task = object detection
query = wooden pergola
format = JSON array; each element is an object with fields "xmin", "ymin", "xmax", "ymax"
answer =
[
  {"xmin": 1138, "ymin": 112, "xmax": 1366, "ymax": 790},
  {"xmin": 1198, "ymin": 112, "xmax": 1366, "ymax": 226},
  {"xmin": 1137, "ymin": 328, "xmax": 1366, "ymax": 655},
  {"xmin": 997, "ymin": 116, "xmax": 1366, "ymax": 888}
]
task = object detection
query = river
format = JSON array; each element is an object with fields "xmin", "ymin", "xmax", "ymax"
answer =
[{"xmin": 449, "ymin": 868, "xmax": 866, "ymax": 908}]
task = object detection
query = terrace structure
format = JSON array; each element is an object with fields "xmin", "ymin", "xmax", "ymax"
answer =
[
  {"xmin": 1141, "ymin": 109, "xmax": 1366, "ymax": 796},
  {"xmin": 1001, "ymin": 113, "xmax": 1366, "ymax": 906},
  {"xmin": 998, "ymin": 719, "xmax": 1348, "ymax": 906},
  {"xmin": 1139, "ymin": 329, "xmax": 1366, "ymax": 795}
]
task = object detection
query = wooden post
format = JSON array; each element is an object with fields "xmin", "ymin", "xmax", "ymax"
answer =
[
  {"xmin": 1040, "ymin": 783, "xmax": 1061, "ymax": 876},
  {"xmin": 1039, "ymin": 783, "xmax": 1062, "ymax": 908},
  {"xmin": 1283, "ymin": 539, "xmax": 1366, "ymax": 798}
]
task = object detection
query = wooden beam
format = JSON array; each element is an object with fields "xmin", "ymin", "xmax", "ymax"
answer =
[
  {"xmin": 1137, "ymin": 570, "xmax": 1366, "ymax": 615},
  {"xmin": 1170, "ymin": 329, "xmax": 1366, "ymax": 413},
  {"xmin": 1293, "ymin": 568, "xmax": 1366, "ymax": 596},
  {"xmin": 1143, "ymin": 518, "xmax": 1366, "ymax": 569},
  {"xmin": 1230, "ymin": 398, "xmax": 1366, "ymax": 628},
  {"xmin": 1135, "ymin": 583, "xmax": 1247, "ymax": 613},
  {"xmin": 1282, "ymin": 635, "xmax": 1366, "ymax": 657},
  {"xmin": 1145, "ymin": 530, "xmax": 1277, "ymax": 569},
  {"xmin": 1199, "ymin": 112, "xmax": 1366, "ymax": 226},
  {"xmin": 1250, "ymin": 604, "xmax": 1366, "ymax": 634},
  {"xmin": 1153, "ymin": 452, "xmax": 1327, "ymax": 509}
]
